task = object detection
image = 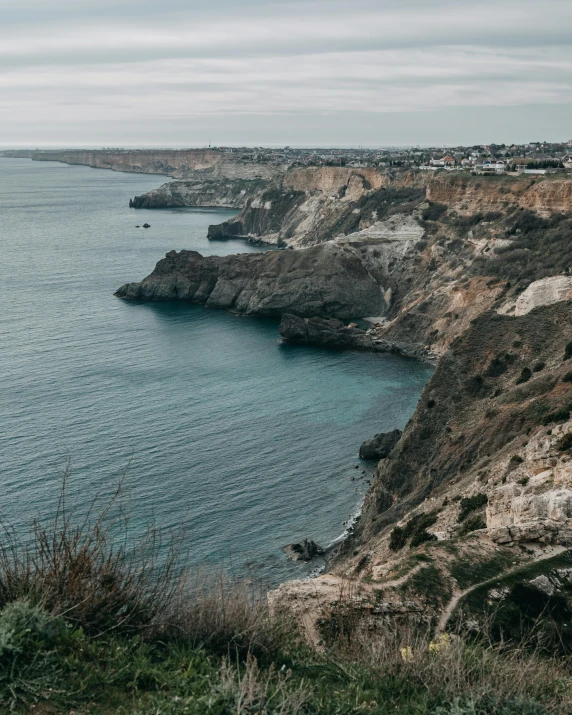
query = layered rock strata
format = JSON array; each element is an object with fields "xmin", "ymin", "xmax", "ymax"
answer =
[{"xmin": 129, "ymin": 179, "xmax": 267, "ymax": 210}]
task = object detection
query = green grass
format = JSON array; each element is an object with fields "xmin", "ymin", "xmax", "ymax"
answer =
[
  {"xmin": 1, "ymin": 479, "xmax": 572, "ymax": 713},
  {"xmin": 456, "ymin": 552, "xmax": 572, "ymax": 654},
  {"xmin": 2, "ymin": 600, "xmax": 568, "ymax": 714},
  {"xmin": 450, "ymin": 550, "xmax": 515, "ymax": 590},
  {"xmin": 404, "ymin": 564, "xmax": 452, "ymax": 609}
]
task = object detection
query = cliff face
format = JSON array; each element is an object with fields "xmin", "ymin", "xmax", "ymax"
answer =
[
  {"xmin": 282, "ymin": 166, "xmax": 388, "ymax": 195},
  {"xmin": 427, "ymin": 174, "xmax": 572, "ymax": 215},
  {"xmin": 28, "ymin": 149, "xmax": 220, "ymax": 177},
  {"xmin": 4, "ymin": 149, "xmax": 281, "ymax": 182},
  {"xmin": 272, "ymin": 302, "xmax": 572, "ymax": 644},
  {"xmin": 128, "ymin": 179, "xmax": 267, "ymax": 209},
  {"xmin": 115, "ymin": 243, "xmax": 386, "ymax": 320},
  {"xmin": 209, "ymin": 171, "xmax": 426, "ymax": 246},
  {"xmin": 207, "ymin": 170, "xmax": 572, "ymax": 248}
]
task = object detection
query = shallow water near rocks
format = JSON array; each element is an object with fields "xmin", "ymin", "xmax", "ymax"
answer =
[{"xmin": 0, "ymin": 157, "xmax": 433, "ymax": 585}]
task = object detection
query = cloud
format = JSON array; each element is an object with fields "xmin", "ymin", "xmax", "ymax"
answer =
[{"xmin": 0, "ymin": 0, "xmax": 571, "ymax": 145}]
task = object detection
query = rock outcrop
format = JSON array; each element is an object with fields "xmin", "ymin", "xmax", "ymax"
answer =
[
  {"xmin": 283, "ymin": 539, "xmax": 324, "ymax": 562},
  {"xmin": 115, "ymin": 244, "xmax": 387, "ymax": 320},
  {"xmin": 514, "ymin": 276, "xmax": 572, "ymax": 316},
  {"xmin": 279, "ymin": 314, "xmax": 375, "ymax": 350},
  {"xmin": 359, "ymin": 430, "xmax": 402, "ymax": 460},
  {"xmin": 129, "ymin": 179, "xmax": 267, "ymax": 210},
  {"xmin": 207, "ymin": 177, "xmax": 425, "ymax": 247}
]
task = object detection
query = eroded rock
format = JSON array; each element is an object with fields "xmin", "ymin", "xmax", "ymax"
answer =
[
  {"xmin": 359, "ymin": 430, "xmax": 402, "ymax": 460},
  {"xmin": 283, "ymin": 539, "xmax": 324, "ymax": 562}
]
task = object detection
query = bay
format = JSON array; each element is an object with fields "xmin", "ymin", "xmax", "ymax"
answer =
[{"xmin": 0, "ymin": 157, "xmax": 432, "ymax": 584}]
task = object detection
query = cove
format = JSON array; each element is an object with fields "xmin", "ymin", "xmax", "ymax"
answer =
[{"xmin": 0, "ymin": 158, "xmax": 433, "ymax": 584}]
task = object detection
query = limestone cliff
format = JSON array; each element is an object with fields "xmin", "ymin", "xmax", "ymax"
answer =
[
  {"xmin": 4, "ymin": 149, "xmax": 280, "ymax": 182},
  {"xmin": 128, "ymin": 179, "xmax": 266, "ymax": 209},
  {"xmin": 427, "ymin": 173, "xmax": 572, "ymax": 216},
  {"xmin": 207, "ymin": 168, "xmax": 425, "ymax": 246}
]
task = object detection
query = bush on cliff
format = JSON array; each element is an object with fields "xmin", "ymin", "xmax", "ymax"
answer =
[{"xmin": 458, "ymin": 493, "xmax": 488, "ymax": 522}]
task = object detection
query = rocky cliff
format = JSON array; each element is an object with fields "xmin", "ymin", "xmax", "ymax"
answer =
[
  {"xmin": 206, "ymin": 168, "xmax": 425, "ymax": 246},
  {"xmin": 427, "ymin": 173, "xmax": 572, "ymax": 215},
  {"xmin": 128, "ymin": 179, "xmax": 267, "ymax": 209},
  {"xmin": 3, "ymin": 149, "xmax": 280, "ymax": 182},
  {"xmin": 115, "ymin": 243, "xmax": 386, "ymax": 320},
  {"xmin": 272, "ymin": 301, "xmax": 572, "ymax": 648},
  {"xmin": 112, "ymin": 163, "xmax": 572, "ymax": 643}
]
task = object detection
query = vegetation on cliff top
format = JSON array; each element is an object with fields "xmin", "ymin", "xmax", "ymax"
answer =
[{"xmin": 1, "ymin": 477, "xmax": 571, "ymax": 714}]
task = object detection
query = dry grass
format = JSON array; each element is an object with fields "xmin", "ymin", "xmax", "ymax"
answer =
[
  {"xmin": 0, "ymin": 473, "xmax": 571, "ymax": 712},
  {"xmin": 0, "ymin": 468, "xmax": 181, "ymax": 636},
  {"xmin": 320, "ymin": 610, "xmax": 572, "ymax": 712},
  {"xmin": 161, "ymin": 572, "xmax": 298, "ymax": 660}
]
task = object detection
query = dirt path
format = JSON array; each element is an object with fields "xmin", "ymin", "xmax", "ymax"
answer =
[{"xmin": 436, "ymin": 545, "xmax": 566, "ymax": 634}]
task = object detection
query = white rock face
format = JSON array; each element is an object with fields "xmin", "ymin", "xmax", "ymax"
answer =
[
  {"xmin": 514, "ymin": 276, "xmax": 572, "ymax": 316},
  {"xmin": 335, "ymin": 214, "xmax": 424, "ymax": 244},
  {"xmin": 487, "ymin": 484, "xmax": 572, "ymax": 529}
]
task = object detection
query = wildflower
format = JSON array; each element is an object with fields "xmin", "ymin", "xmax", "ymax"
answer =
[
  {"xmin": 400, "ymin": 646, "xmax": 414, "ymax": 662},
  {"xmin": 428, "ymin": 632, "xmax": 450, "ymax": 653}
]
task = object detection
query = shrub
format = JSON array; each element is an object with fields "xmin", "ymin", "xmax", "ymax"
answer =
[
  {"xmin": 0, "ymin": 472, "xmax": 181, "ymax": 637},
  {"xmin": 562, "ymin": 371, "xmax": 572, "ymax": 382},
  {"xmin": 0, "ymin": 601, "xmax": 73, "ymax": 710},
  {"xmin": 458, "ymin": 493, "xmax": 488, "ymax": 522},
  {"xmin": 533, "ymin": 362, "xmax": 545, "ymax": 372},
  {"xmin": 389, "ymin": 526, "xmax": 407, "ymax": 551},
  {"xmin": 422, "ymin": 202, "xmax": 447, "ymax": 222},
  {"xmin": 410, "ymin": 529, "xmax": 438, "ymax": 547},
  {"xmin": 458, "ymin": 515, "xmax": 486, "ymax": 536},
  {"xmin": 516, "ymin": 367, "xmax": 532, "ymax": 385},
  {"xmin": 507, "ymin": 455, "xmax": 524, "ymax": 472},
  {"xmin": 389, "ymin": 511, "xmax": 439, "ymax": 550},
  {"xmin": 557, "ymin": 433, "xmax": 572, "ymax": 451},
  {"xmin": 484, "ymin": 356, "xmax": 507, "ymax": 377},
  {"xmin": 0, "ymin": 600, "xmax": 67, "ymax": 660},
  {"xmin": 542, "ymin": 408, "xmax": 570, "ymax": 425},
  {"xmin": 564, "ymin": 342, "xmax": 572, "ymax": 360},
  {"xmin": 465, "ymin": 374, "xmax": 488, "ymax": 397}
]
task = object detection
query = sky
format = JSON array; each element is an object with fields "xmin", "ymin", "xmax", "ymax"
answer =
[{"xmin": 1, "ymin": 0, "xmax": 571, "ymax": 147}]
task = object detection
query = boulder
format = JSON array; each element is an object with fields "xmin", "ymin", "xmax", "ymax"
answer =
[
  {"xmin": 283, "ymin": 539, "xmax": 324, "ymax": 562},
  {"xmin": 359, "ymin": 429, "xmax": 402, "ymax": 460}
]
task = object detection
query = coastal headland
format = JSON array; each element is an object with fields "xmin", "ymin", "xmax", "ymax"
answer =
[{"xmin": 7, "ymin": 148, "xmax": 572, "ymax": 644}]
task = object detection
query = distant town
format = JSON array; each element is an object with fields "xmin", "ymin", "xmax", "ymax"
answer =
[
  {"xmin": 4, "ymin": 141, "xmax": 572, "ymax": 176},
  {"xmin": 214, "ymin": 141, "xmax": 572, "ymax": 175}
]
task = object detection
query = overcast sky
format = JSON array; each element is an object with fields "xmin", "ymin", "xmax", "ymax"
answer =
[{"xmin": 1, "ymin": 0, "xmax": 571, "ymax": 147}]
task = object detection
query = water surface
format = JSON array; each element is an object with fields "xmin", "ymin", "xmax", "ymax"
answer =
[{"xmin": 0, "ymin": 157, "xmax": 432, "ymax": 583}]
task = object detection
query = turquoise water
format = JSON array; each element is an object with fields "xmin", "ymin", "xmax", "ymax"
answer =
[{"xmin": 0, "ymin": 157, "xmax": 432, "ymax": 584}]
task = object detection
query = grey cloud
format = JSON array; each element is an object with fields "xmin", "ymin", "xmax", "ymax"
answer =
[{"xmin": 1, "ymin": 0, "xmax": 571, "ymax": 145}]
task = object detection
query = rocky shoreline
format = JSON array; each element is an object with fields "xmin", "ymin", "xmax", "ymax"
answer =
[{"xmin": 99, "ymin": 157, "xmax": 572, "ymax": 639}]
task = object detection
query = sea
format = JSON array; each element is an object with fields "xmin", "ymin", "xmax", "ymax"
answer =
[{"xmin": 0, "ymin": 157, "xmax": 433, "ymax": 584}]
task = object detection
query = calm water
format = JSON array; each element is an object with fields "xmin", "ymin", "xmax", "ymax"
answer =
[{"xmin": 0, "ymin": 157, "xmax": 432, "ymax": 583}]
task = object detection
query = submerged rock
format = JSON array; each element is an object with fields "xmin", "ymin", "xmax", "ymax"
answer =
[
  {"xmin": 283, "ymin": 539, "xmax": 324, "ymax": 562},
  {"xmin": 359, "ymin": 429, "xmax": 402, "ymax": 460}
]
